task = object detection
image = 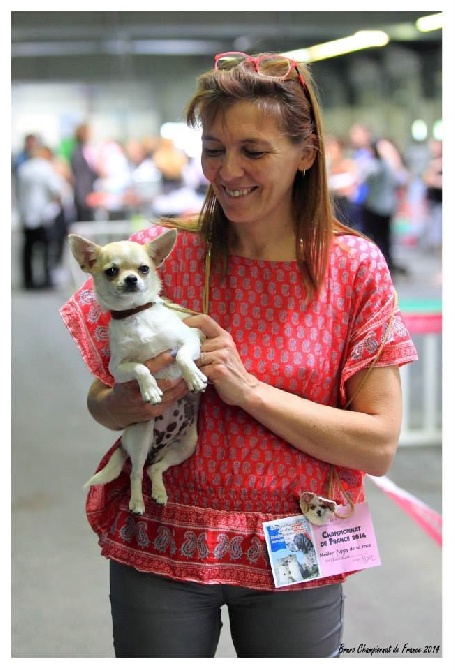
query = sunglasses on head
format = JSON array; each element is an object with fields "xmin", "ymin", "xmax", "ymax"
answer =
[{"xmin": 214, "ymin": 51, "xmax": 307, "ymax": 90}]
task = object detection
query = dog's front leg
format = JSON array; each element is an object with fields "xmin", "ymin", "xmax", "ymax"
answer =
[
  {"xmin": 122, "ymin": 420, "xmax": 155, "ymax": 514},
  {"xmin": 175, "ymin": 342, "xmax": 207, "ymax": 392},
  {"xmin": 113, "ymin": 361, "xmax": 163, "ymax": 404}
]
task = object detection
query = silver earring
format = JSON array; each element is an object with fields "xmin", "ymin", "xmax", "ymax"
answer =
[{"xmin": 302, "ymin": 169, "xmax": 306, "ymax": 176}]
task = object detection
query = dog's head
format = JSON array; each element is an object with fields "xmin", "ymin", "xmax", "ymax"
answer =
[
  {"xmin": 299, "ymin": 492, "xmax": 337, "ymax": 526},
  {"xmin": 68, "ymin": 229, "xmax": 177, "ymax": 312}
]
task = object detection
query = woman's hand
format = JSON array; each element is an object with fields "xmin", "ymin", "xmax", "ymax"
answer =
[
  {"xmin": 184, "ymin": 314, "xmax": 258, "ymax": 406},
  {"xmin": 87, "ymin": 351, "xmax": 189, "ymax": 430}
]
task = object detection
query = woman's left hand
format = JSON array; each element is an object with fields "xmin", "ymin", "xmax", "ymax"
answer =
[{"xmin": 184, "ymin": 314, "xmax": 258, "ymax": 406}]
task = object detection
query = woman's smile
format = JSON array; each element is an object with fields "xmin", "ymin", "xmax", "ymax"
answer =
[{"xmin": 222, "ymin": 186, "xmax": 257, "ymax": 198}]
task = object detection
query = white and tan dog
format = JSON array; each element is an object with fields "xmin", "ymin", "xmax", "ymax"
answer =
[
  {"xmin": 299, "ymin": 492, "xmax": 337, "ymax": 525},
  {"xmin": 69, "ymin": 229, "xmax": 207, "ymax": 513}
]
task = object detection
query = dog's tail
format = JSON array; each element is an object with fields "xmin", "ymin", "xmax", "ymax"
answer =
[{"xmin": 83, "ymin": 447, "xmax": 128, "ymax": 490}]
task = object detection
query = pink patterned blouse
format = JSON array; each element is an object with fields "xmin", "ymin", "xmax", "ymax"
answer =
[{"xmin": 60, "ymin": 224, "xmax": 418, "ymax": 591}]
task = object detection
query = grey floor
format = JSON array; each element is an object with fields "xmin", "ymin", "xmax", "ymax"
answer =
[{"xmin": 11, "ymin": 238, "xmax": 444, "ymax": 659}]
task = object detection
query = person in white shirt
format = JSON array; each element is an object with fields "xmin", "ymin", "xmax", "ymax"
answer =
[{"xmin": 16, "ymin": 145, "xmax": 64, "ymax": 289}]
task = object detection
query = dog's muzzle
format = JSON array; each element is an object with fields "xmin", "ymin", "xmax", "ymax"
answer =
[{"xmin": 122, "ymin": 275, "xmax": 140, "ymax": 292}]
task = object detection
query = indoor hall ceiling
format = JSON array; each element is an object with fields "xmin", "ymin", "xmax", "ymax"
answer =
[{"xmin": 12, "ymin": 10, "xmax": 440, "ymax": 60}]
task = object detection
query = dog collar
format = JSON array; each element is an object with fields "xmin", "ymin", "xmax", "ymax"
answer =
[{"xmin": 110, "ymin": 301, "xmax": 155, "ymax": 320}]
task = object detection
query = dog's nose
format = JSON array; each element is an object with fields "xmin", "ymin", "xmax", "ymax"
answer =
[{"xmin": 124, "ymin": 274, "xmax": 138, "ymax": 287}]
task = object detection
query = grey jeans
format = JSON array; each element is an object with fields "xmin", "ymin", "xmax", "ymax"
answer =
[{"xmin": 109, "ymin": 560, "xmax": 344, "ymax": 657}]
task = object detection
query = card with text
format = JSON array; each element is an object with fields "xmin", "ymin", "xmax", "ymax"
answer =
[
  {"xmin": 263, "ymin": 502, "xmax": 381, "ymax": 587},
  {"xmin": 311, "ymin": 501, "xmax": 381, "ymax": 577}
]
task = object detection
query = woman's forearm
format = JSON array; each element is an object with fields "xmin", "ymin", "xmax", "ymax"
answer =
[
  {"xmin": 239, "ymin": 366, "xmax": 402, "ymax": 477},
  {"xmin": 87, "ymin": 379, "xmax": 124, "ymax": 431}
]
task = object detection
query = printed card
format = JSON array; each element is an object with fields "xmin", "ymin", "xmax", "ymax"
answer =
[{"xmin": 263, "ymin": 502, "xmax": 381, "ymax": 588}]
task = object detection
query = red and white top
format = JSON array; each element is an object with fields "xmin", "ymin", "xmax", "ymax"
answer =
[{"xmin": 60, "ymin": 225, "xmax": 418, "ymax": 591}]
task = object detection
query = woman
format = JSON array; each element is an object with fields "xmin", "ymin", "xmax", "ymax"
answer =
[{"xmin": 60, "ymin": 52, "xmax": 417, "ymax": 658}]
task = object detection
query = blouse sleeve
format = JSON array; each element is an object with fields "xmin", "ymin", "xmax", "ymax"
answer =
[
  {"xmin": 338, "ymin": 237, "xmax": 418, "ymax": 408},
  {"xmin": 59, "ymin": 224, "xmax": 170, "ymax": 386}
]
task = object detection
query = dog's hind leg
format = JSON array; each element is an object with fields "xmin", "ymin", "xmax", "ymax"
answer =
[
  {"xmin": 122, "ymin": 421, "xmax": 155, "ymax": 515},
  {"xmin": 84, "ymin": 447, "xmax": 128, "ymax": 489},
  {"xmin": 147, "ymin": 421, "xmax": 199, "ymax": 505}
]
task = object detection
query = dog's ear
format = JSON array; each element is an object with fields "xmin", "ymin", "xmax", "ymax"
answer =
[
  {"xmin": 68, "ymin": 234, "xmax": 102, "ymax": 272},
  {"xmin": 299, "ymin": 491, "xmax": 314, "ymax": 513},
  {"xmin": 325, "ymin": 499, "xmax": 337, "ymax": 512},
  {"xmin": 145, "ymin": 229, "xmax": 178, "ymax": 268},
  {"xmin": 300, "ymin": 492, "xmax": 313, "ymax": 514}
]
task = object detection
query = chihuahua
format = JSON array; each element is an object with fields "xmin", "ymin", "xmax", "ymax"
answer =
[
  {"xmin": 69, "ymin": 228, "xmax": 207, "ymax": 513},
  {"xmin": 299, "ymin": 492, "xmax": 337, "ymax": 525}
]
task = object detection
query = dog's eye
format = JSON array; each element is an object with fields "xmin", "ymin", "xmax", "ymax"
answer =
[
  {"xmin": 138, "ymin": 265, "xmax": 150, "ymax": 275},
  {"xmin": 105, "ymin": 267, "xmax": 119, "ymax": 278}
]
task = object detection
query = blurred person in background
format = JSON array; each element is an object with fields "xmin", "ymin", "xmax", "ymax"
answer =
[
  {"xmin": 12, "ymin": 132, "xmax": 40, "ymax": 174},
  {"xmin": 421, "ymin": 138, "xmax": 442, "ymax": 254},
  {"xmin": 325, "ymin": 134, "xmax": 359, "ymax": 226},
  {"xmin": 360, "ymin": 139, "xmax": 409, "ymax": 276},
  {"xmin": 86, "ymin": 137, "xmax": 132, "ymax": 219},
  {"xmin": 70, "ymin": 122, "xmax": 100, "ymax": 221},
  {"xmin": 347, "ymin": 122, "xmax": 374, "ymax": 232},
  {"xmin": 153, "ymin": 137, "xmax": 189, "ymax": 193},
  {"xmin": 123, "ymin": 138, "xmax": 161, "ymax": 216},
  {"xmin": 16, "ymin": 144, "xmax": 65, "ymax": 289},
  {"xmin": 61, "ymin": 52, "xmax": 417, "ymax": 658},
  {"xmin": 50, "ymin": 153, "xmax": 76, "ymax": 286},
  {"xmin": 151, "ymin": 137, "xmax": 205, "ymax": 218},
  {"xmin": 403, "ymin": 139, "xmax": 431, "ymax": 246},
  {"xmin": 12, "ymin": 133, "xmax": 41, "ymax": 214},
  {"xmin": 183, "ymin": 154, "xmax": 210, "ymax": 197}
]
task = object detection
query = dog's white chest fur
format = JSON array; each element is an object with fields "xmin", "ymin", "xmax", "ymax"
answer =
[{"xmin": 108, "ymin": 302, "xmax": 201, "ymax": 383}]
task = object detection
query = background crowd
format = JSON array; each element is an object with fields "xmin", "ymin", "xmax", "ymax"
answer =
[{"xmin": 11, "ymin": 120, "xmax": 442, "ymax": 291}]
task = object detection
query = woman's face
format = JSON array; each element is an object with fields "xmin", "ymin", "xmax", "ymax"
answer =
[{"xmin": 201, "ymin": 101, "xmax": 311, "ymax": 231}]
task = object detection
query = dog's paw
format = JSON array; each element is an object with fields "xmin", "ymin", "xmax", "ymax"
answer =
[
  {"xmin": 142, "ymin": 385, "xmax": 163, "ymax": 405},
  {"xmin": 151, "ymin": 487, "xmax": 168, "ymax": 505},
  {"xmin": 186, "ymin": 369, "xmax": 208, "ymax": 393},
  {"xmin": 129, "ymin": 495, "xmax": 146, "ymax": 515}
]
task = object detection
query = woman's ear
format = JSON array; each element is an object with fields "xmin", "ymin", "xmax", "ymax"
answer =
[{"xmin": 298, "ymin": 134, "xmax": 318, "ymax": 172}]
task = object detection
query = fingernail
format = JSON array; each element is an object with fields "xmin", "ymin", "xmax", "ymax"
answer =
[{"xmin": 168, "ymin": 347, "xmax": 178, "ymax": 358}]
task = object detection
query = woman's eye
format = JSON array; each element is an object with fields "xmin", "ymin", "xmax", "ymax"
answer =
[
  {"xmin": 138, "ymin": 265, "xmax": 149, "ymax": 275},
  {"xmin": 105, "ymin": 267, "xmax": 118, "ymax": 278},
  {"xmin": 244, "ymin": 149, "xmax": 266, "ymax": 158},
  {"xmin": 202, "ymin": 147, "xmax": 224, "ymax": 157}
]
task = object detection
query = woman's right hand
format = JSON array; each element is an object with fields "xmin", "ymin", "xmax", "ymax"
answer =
[{"xmin": 86, "ymin": 351, "xmax": 190, "ymax": 431}]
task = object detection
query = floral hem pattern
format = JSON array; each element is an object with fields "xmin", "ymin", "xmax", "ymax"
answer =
[{"xmin": 86, "ymin": 456, "xmax": 354, "ymax": 591}]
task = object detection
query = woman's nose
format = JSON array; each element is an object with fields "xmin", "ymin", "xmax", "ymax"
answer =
[{"xmin": 219, "ymin": 153, "xmax": 244, "ymax": 180}]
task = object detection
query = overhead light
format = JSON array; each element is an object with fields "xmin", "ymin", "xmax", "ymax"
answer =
[
  {"xmin": 411, "ymin": 120, "xmax": 428, "ymax": 142},
  {"xmin": 286, "ymin": 31, "xmax": 389, "ymax": 63},
  {"xmin": 433, "ymin": 120, "xmax": 443, "ymax": 141},
  {"xmin": 416, "ymin": 13, "xmax": 443, "ymax": 33},
  {"xmin": 131, "ymin": 40, "xmax": 222, "ymax": 55}
]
